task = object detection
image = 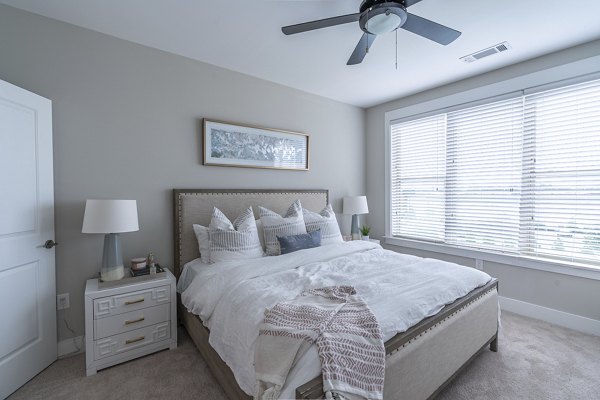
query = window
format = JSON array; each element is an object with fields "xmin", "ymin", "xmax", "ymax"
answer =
[
  {"xmin": 389, "ymin": 78, "xmax": 600, "ymax": 267},
  {"xmin": 445, "ymin": 98, "xmax": 523, "ymax": 252},
  {"xmin": 391, "ymin": 114, "xmax": 446, "ymax": 241}
]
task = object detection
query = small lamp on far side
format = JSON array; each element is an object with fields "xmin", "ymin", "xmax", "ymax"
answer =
[{"xmin": 343, "ymin": 196, "xmax": 369, "ymax": 240}]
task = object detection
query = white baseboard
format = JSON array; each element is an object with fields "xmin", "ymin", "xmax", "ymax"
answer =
[
  {"xmin": 499, "ymin": 296, "xmax": 600, "ymax": 337},
  {"xmin": 58, "ymin": 335, "xmax": 85, "ymax": 358}
]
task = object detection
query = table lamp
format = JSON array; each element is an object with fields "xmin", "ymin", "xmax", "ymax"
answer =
[
  {"xmin": 343, "ymin": 196, "xmax": 369, "ymax": 240},
  {"xmin": 82, "ymin": 199, "xmax": 139, "ymax": 281}
]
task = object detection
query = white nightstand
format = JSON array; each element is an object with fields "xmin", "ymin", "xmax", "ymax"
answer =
[
  {"xmin": 369, "ymin": 239, "xmax": 381, "ymax": 245},
  {"xmin": 85, "ymin": 269, "xmax": 177, "ymax": 376}
]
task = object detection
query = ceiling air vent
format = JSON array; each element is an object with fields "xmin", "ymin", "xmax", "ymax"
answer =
[{"xmin": 460, "ymin": 42, "xmax": 511, "ymax": 63}]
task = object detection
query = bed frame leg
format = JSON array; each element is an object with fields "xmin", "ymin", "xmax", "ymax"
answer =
[{"xmin": 490, "ymin": 335, "xmax": 498, "ymax": 352}]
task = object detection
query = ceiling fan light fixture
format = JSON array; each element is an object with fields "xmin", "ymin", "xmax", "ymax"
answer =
[
  {"xmin": 366, "ymin": 12, "xmax": 402, "ymax": 35},
  {"xmin": 359, "ymin": 3, "xmax": 408, "ymax": 36}
]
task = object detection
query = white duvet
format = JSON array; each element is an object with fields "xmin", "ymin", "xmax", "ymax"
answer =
[{"xmin": 180, "ymin": 241, "xmax": 491, "ymax": 399}]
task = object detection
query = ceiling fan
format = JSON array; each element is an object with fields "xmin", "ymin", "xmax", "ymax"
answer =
[{"xmin": 281, "ymin": 0, "xmax": 461, "ymax": 65}]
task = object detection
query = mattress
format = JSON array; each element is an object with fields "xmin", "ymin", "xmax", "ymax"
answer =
[{"xmin": 179, "ymin": 241, "xmax": 492, "ymax": 399}]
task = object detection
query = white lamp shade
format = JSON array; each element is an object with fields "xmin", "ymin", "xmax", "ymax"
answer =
[
  {"xmin": 82, "ymin": 199, "xmax": 139, "ymax": 234},
  {"xmin": 343, "ymin": 196, "xmax": 369, "ymax": 215}
]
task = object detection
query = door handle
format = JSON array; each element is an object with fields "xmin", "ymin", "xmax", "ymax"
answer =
[{"xmin": 43, "ymin": 240, "xmax": 59, "ymax": 249}]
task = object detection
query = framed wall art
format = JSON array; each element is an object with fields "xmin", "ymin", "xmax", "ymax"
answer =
[{"xmin": 202, "ymin": 119, "xmax": 309, "ymax": 171}]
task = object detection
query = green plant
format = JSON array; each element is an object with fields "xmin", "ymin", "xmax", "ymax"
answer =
[{"xmin": 360, "ymin": 225, "xmax": 371, "ymax": 236}]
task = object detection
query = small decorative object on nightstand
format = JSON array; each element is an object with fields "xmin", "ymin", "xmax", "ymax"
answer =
[
  {"xmin": 148, "ymin": 252, "xmax": 156, "ymax": 274},
  {"xmin": 131, "ymin": 258, "xmax": 146, "ymax": 271},
  {"xmin": 360, "ymin": 225, "xmax": 371, "ymax": 241},
  {"xmin": 84, "ymin": 268, "xmax": 177, "ymax": 376},
  {"xmin": 343, "ymin": 196, "xmax": 369, "ymax": 240}
]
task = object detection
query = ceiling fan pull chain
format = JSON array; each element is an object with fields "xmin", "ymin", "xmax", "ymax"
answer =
[
  {"xmin": 395, "ymin": 28, "xmax": 398, "ymax": 70},
  {"xmin": 366, "ymin": 8, "xmax": 369, "ymax": 53}
]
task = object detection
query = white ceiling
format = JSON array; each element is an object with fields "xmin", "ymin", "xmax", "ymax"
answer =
[{"xmin": 3, "ymin": 0, "xmax": 600, "ymax": 108}]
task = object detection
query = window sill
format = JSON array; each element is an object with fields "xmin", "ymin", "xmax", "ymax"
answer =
[{"xmin": 383, "ymin": 236, "xmax": 600, "ymax": 281}]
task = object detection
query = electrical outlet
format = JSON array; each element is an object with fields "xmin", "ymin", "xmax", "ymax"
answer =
[
  {"xmin": 56, "ymin": 293, "xmax": 70, "ymax": 310},
  {"xmin": 475, "ymin": 259, "xmax": 484, "ymax": 270}
]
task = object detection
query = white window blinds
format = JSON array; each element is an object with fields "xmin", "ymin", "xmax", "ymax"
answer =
[
  {"xmin": 390, "ymin": 77, "xmax": 600, "ymax": 267},
  {"xmin": 446, "ymin": 98, "xmax": 524, "ymax": 252},
  {"xmin": 522, "ymin": 79, "xmax": 600, "ymax": 265},
  {"xmin": 391, "ymin": 114, "xmax": 446, "ymax": 241}
]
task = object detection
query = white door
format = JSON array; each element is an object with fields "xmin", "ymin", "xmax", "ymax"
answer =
[{"xmin": 0, "ymin": 80, "xmax": 56, "ymax": 399}]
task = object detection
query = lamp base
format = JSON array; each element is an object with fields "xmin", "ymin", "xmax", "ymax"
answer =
[
  {"xmin": 351, "ymin": 214, "xmax": 361, "ymax": 240},
  {"xmin": 101, "ymin": 265, "xmax": 124, "ymax": 281},
  {"xmin": 101, "ymin": 233, "xmax": 125, "ymax": 281}
]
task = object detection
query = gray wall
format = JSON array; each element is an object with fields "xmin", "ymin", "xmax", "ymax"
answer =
[
  {"xmin": 0, "ymin": 5, "xmax": 366, "ymax": 342},
  {"xmin": 2, "ymin": 2, "xmax": 599, "ymax": 345},
  {"xmin": 366, "ymin": 40, "xmax": 600, "ymax": 321}
]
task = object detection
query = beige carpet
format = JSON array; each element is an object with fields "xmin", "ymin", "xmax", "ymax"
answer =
[{"xmin": 8, "ymin": 312, "xmax": 600, "ymax": 400}]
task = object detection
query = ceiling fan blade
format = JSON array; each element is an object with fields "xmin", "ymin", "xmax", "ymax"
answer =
[
  {"xmin": 403, "ymin": 0, "xmax": 424, "ymax": 6},
  {"xmin": 401, "ymin": 13, "xmax": 461, "ymax": 45},
  {"xmin": 347, "ymin": 33, "xmax": 376, "ymax": 65},
  {"xmin": 282, "ymin": 13, "xmax": 360, "ymax": 35}
]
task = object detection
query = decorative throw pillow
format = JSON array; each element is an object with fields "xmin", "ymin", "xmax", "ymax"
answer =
[
  {"xmin": 259, "ymin": 200, "xmax": 307, "ymax": 256},
  {"xmin": 255, "ymin": 219, "xmax": 266, "ymax": 251},
  {"xmin": 277, "ymin": 230, "xmax": 322, "ymax": 255},
  {"xmin": 192, "ymin": 224, "xmax": 211, "ymax": 264},
  {"xmin": 303, "ymin": 204, "xmax": 344, "ymax": 246},
  {"xmin": 208, "ymin": 207, "xmax": 263, "ymax": 263}
]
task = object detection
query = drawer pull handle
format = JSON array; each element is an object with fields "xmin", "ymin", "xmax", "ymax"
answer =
[
  {"xmin": 125, "ymin": 317, "xmax": 145, "ymax": 325},
  {"xmin": 124, "ymin": 298, "xmax": 145, "ymax": 305},
  {"xmin": 125, "ymin": 336, "xmax": 145, "ymax": 344}
]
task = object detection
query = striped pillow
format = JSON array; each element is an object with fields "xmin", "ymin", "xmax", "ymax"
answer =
[
  {"xmin": 256, "ymin": 219, "xmax": 266, "ymax": 251},
  {"xmin": 303, "ymin": 204, "xmax": 344, "ymax": 246},
  {"xmin": 208, "ymin": 207, "xmax": 264, "ymax": 263},
  {"xmin": 260, "ymin": 200, "xmax": 307, "ymax": 256}
]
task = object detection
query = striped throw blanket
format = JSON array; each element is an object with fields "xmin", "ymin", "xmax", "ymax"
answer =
[{"xmin": 254, "ymin": 286, "xmax": 385, "ymax": 400}]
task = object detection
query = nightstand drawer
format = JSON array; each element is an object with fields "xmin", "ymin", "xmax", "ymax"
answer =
[
  {"xmin": 94, "ymin": 321, "xmax": 171, "ymax": 360},
  {"xmin": 94, "ymin": 303, "xmax": 170, "ymax": 339},
  {"xmin": 94, "ymin": 285, "xmax": 170, "ymax": 319}
]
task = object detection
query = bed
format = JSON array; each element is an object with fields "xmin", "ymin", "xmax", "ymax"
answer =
[{"xmin": 173, "ymin": 189, "xmax": 499, "ymax": 400}]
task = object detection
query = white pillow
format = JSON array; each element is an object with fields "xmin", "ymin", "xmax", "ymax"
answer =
[
  {"xmin": 208, "ymin": 207, "xmax": 264, "ymax": 263},
  {"xmin": 192, "ymin": 224, "xmax": 211, "ymax": 264},
  {"xmin": 259, "ymin": 200, "xmax": 306, "ymax": 256},
  {"xmin": 256, "ymin": 219, "xmax": 266, "ymax": 251},
  {"xmin": 303, "ymin": 204, "xmax": 344, "ymax": 246}
]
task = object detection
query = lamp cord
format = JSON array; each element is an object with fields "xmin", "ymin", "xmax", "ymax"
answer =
[
  {"xmin": 395, "ymin": 28, "xmax": 398, "ymax": 70},
  {"xmin": 366, "ymin": 8, "xmax": 369, "ymax": 53},
  {"xmin": 58, "ymin": 309, "xmax": 83, "ymax": 359}
]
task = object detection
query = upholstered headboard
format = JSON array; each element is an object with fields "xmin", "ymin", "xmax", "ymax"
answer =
[{"xmin": 173, "ymin": 189, "xmax": 328, "ymax": 278}]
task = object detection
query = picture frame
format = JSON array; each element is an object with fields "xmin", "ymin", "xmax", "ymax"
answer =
[{"xmin": 202, "ymin": 119, "xmax": 310, "ymax": 171}]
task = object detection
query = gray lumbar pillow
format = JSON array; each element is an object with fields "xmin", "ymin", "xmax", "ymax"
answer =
[{"xmin": 277, "ymin": 230, "xmax": 322, "ymax": 255}]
